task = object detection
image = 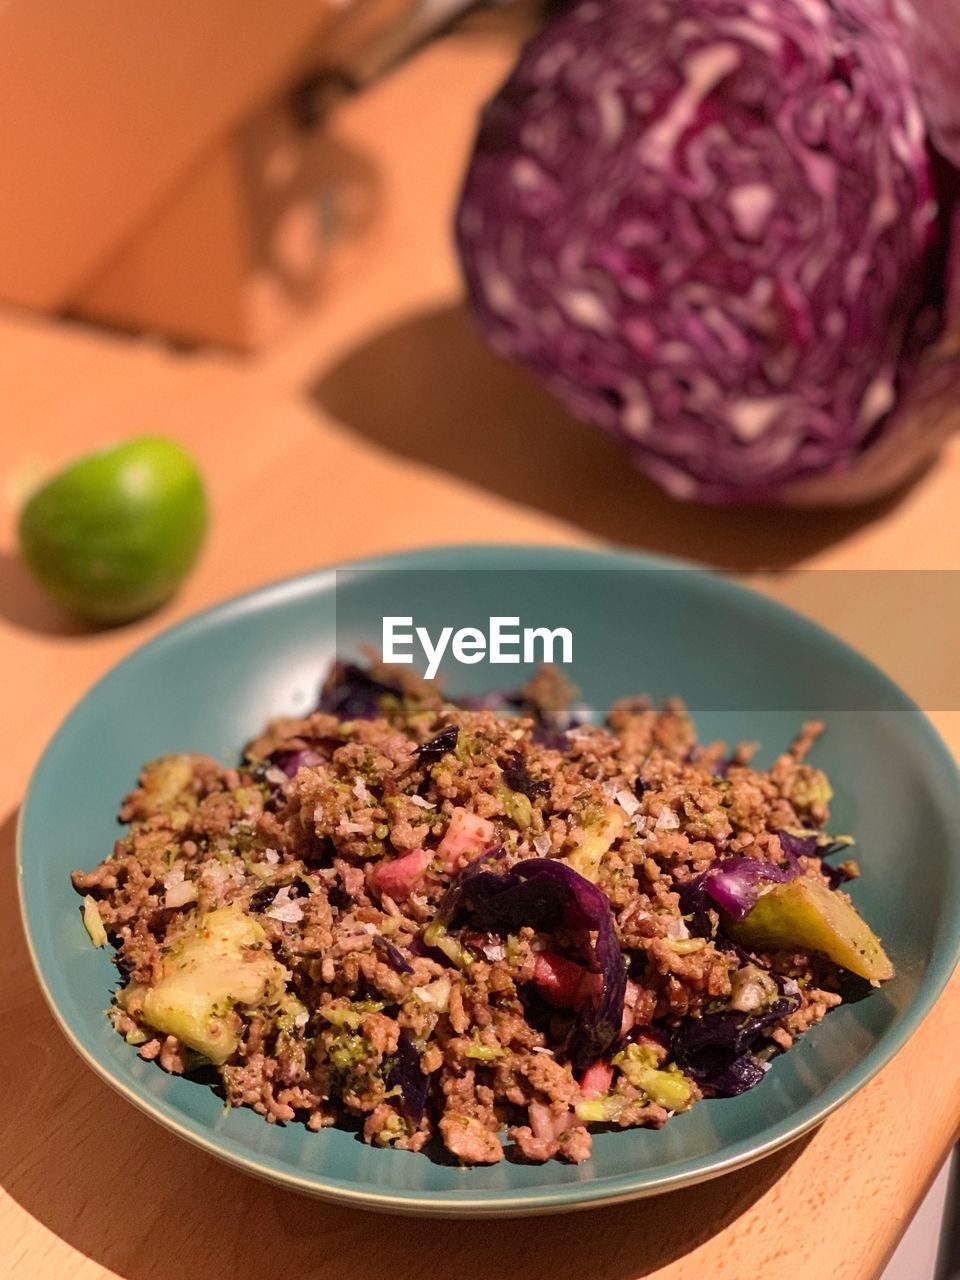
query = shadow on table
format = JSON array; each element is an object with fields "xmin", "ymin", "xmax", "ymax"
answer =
[
  {"xmin": 310, "ymin": 303, "xmax": 916, "ymax": 571},
  {"xmin": 0, "ymin": 550, "xmax": 95, "ymax": 636},
  {"xmin": 0, "ymin": 805, "xmax": 812, "ymax": 1280}
]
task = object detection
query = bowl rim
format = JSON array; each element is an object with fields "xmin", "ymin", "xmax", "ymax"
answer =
[{"xmin": 16, "ymin": 542, "xmax": 960, "ymax": 1216}]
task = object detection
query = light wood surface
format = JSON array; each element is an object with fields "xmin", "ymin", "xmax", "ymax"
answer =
[
  {"xmin": 0, "ymin": 0, "xmax": 343, "ymax": 310},
  {"xmin": 1, "ymin": 29, "xmax": 957, "ymax": 1280}
]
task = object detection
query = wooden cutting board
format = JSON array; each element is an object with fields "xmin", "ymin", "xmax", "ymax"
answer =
[{"xmin": 0, "ymin": 28, "xmax": 957, "ymax": 1280}]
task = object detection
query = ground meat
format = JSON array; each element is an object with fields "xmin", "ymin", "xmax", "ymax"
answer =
[
  {"xmin": 508, "ymin": 1102, "xmax": 592, "ymax": 1163},
  {"xmin": 447, "ymin": 983, "xmax": 470, "ymax": 1036},
  {"xmin": 117, "ymin": 921, "xmax": 164, "ymax": 985},
  {"xmin": 644, "ymin": 938, "xmax": 733, "ymax": 999},
  {"xmin": 780, "ymin": 987, "xmax": 843, "ymax": 1037},
  {"xmin": 70, "ymin": 660, "xmax": 890, "ymax": 1166},
  {"xmin": 223, "ymin": 1054, "xmax": 297, "ymax": 1124},
  {"xmin": 439, "ymin": 1113, "xmax": 504, "ymax": 1164},
  {"xmin": 71, "ymin": 864, "xmax": 117, "ymax": 892},
  {"xmin": 360, "ymin": 1013, "xmax": 400, "ymax": 1057},
  {"xmin": 519, "ymin": 1051, "xmax": 581, "ymax": 1107},
  {"xmin": 558, "ymin": 1125, "xmax": 593, "ymax": 1163}
]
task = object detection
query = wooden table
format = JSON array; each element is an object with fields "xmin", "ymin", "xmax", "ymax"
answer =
[{"xmin": 1, "ymin": 29, "xmax": 957, "ymax": 1280}]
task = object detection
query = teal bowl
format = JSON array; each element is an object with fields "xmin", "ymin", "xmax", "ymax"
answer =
[{"xmin": 17, "ymin": 545, "xmax": 960, "ymax": 1216}]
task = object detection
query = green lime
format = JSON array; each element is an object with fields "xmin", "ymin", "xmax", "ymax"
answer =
[{"xmin": 18, "ymin": 436, "xmax": 207, "ymax": 624}]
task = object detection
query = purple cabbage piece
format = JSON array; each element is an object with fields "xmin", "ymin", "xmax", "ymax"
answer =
[
  {"xmin": 775, "ymin": 829, "xmax": 819, "ymax": 862},
  {"xmin": 433, "ymin": 856, "xmax": 626, "ymax": 1070},
  {"xmin": 817, "ymin": 836, "xmax": 858, "ymax": 889},
  {"xmin": 703, "ymin": 858, "xmax": 795, "ymax": 919},
  {"xmin": 778, "ymin": 829, "xmax": 857, "ymax": 888},
  {"xmin": 388, "ymin": 1029, "xmax": 430, "ymax": 1123},
  {"xmin": 316, "ymin": 662, "xmax": 403, "ymax": 720},
  {"xmin": 680, "ymin": 856, "xmax": 797, "ymax": 928},
  {"xmin": 682, "ymin": 840, "xmax": 855, "ymax": 927},
  {"xmin": 372, "ymin": 934, "xmax": 414, "ymax": 974},
  {"xmin": 432, "ymin": 845, "xmax": 508, "ymax": 923},
  {"xmin": 501, "ymin": 751, "xmax": 551, "ymax": 798},
  {"xmin": 456, "ymin": 0, "xmax": 949, "ymax": 504},
  {"xmin": 672, "ymin": 978, "xmax": 801, "ymax": 1096},
  {"xmin": 697, "ymin": 1052, "xmax": 768, "ymax": 1096},
  {"xmin": 417, "ymin": 724, "xmax": 459, "ymax": 765},
  {"xmin": 823, "ymin": 863, "xmax": 856, "ymax": 890}
]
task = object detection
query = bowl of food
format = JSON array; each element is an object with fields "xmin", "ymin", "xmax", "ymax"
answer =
[{"xmin": 17, "ymin": 545, "xmax": 960, "ymax": 1215}]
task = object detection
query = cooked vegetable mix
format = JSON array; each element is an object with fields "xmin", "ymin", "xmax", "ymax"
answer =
[{"xmin": 73, "ymin": 661, "xmax": 892, "ymax": 1164}]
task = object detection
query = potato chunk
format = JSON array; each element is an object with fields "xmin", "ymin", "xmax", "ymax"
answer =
[
  {"xmin": 728, "ymin": 877, "xmax": 893, "ymax": 983},
  {"xmin": 139, "ymin": 906, "xmax": 288, "ymax": 1063}
]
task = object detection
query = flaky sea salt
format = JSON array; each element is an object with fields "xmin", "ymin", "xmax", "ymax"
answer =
[
  {"xmin": 532, "ymin": 833, "xmax": 552, "ymax": 855},
  {"xmin": 267, "ymin": 901, "xmax": 304, "ymax": 924},
  {"xmin": 616, "ymin": 789, "xmax": 641, "ymax": 816},
  {"xmin": 655, "ymin": 808, "xmax": 680, "ymax": 830},
  {"xmin": 267, "ymin": 884, "xmax": 304, "ymax": 923},
  {"xmin": 264, "ymin": 847, "xmax": 280, "ymax": 864},
  {"xmin": 352, "ymin": 777, "xmax": 373, "ymax": 804},
  {"xmin": 408, "ymin": 794, "xmax": 435, "ymax": 809},
  {"xmin": 201, "ymin": 863, "xmax": 228, "ymax": 896}
]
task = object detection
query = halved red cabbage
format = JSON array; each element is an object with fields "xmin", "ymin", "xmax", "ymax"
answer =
[
  {"xmin": 456, "ymin": 0, "xmax": 947, "ymax": 504},
  {"xmin": 884, "ymin": 0, "xmax": 960, "ymax": 169},
  {"xmin": 432, "ymin": 856, "xmax": 626, "ymax": 1070}
]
